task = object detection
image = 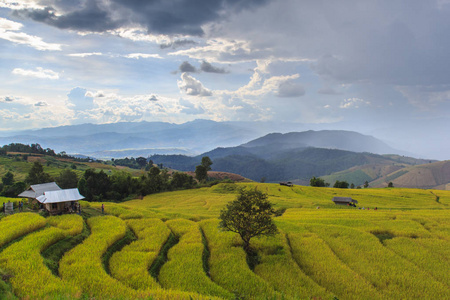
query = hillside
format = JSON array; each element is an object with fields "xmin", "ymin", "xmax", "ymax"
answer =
[
  {"xmin": 321, "ymin": 160, "xmax": 450, "ymax": 190},
  {"xmin": 242, "ymin": 130, "xmax": 399, "ymax": 154},
  {"xmin": 150, "ymin": 131, "xmax": 428, "ymax": 185},
  {"xmin": 1, "ymin": 183, "xmax": 449, "ymax": 299}
]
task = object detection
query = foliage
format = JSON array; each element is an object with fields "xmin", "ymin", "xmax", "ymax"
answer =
[
  {"xmin": 25, "ymin": 161, "xmax": 53, "ymax": 185},
  {"xmin": 219, "ymin": 188, "xmax": 278, "ymax": 252},
  {"xmin": 56, "ymin": 169, "xmax": 79, "ymax": 189},
  {"xmin": 333, "ymin": 180, "xmax": 349, "ymax": 188},
  {"xmin": 195, "ymin": 165, "xmax": 208, "ymax": 182},
  {"xmin": 309, "ymin": 176, "xmax": 327, "ymax": 187}
]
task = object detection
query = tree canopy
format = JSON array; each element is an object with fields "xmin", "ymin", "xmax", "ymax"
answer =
[{"xmin": 219, "ymin": 188, "xmax": 278, "ymax": 252}]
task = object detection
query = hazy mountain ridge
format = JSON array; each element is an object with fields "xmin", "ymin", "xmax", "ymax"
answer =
[{"xmin": 149, "ymin": 130, "xmax": 440, "ymax": 186}]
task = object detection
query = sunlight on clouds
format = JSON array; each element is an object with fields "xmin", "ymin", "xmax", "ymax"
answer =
[
  {"xmin": 125, "ymin": 53, "xmax": 163, "ymax": 59},
  {"xmin": 0, "ymin": 17, "xmax": 62, "ymax": 51},
  {"xmin": 12, "ymin": 67, "xmax": 59, "ymax": 80},
  {"xmin": 340, "ymin": 98, "xmax": 370, "ymax": 109},
  {"xmin": 68, "ymin": 52, "xmax": 103, "ymax": 57},
  {"xmin": 0, "ymin": 0, "xmax": 45, "ymax": 10}
]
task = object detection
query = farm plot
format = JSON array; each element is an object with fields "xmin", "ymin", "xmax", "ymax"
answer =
[
  {"xmin": 0, "ymin": 212, "xmax": 47, "ymax": 247},
  {"xmin": 306, "ymin": 224, "xmax": 450, "ymax": 299},
  {"xmin": 58, "ymin": 215, "xmax": 144, "ymax": 299},
  {"xmin": 200, "ymin": 219, "xmax": 281, "ymax": 299},
  {"xmin": 109, "ymin": 218, "xmax": 170, "ymax": 291},
  {"xmin": 159, "ymin": 219, "xmax": 234, "ymax": 299},
  {"xmin": 0, "ymin": 214, "xmax": 83, "ymax": 299},
  {"xmin": 251, "ymin": 232, "xmax": 332, "ymax": 299}
]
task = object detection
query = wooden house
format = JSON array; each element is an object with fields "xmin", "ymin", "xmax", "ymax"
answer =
[
  {"xmin": 332, "ymin": 197, "xmax": 358, "ymax": 205},
  {"xmin": 36, "ymin": 188, "xmax": 84, "ymax": 215},
  {"xmin": 18, "ymin": 182, "xmax": 62, "ymax": 200},
  {"xmin": 18, "ymin": 182, "xmax": 84, "ymax": 214}
]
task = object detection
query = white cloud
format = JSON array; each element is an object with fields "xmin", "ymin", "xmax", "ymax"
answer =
[
  {"xmin": 0, "ymin": 0, "xmax": 45, "ymax": 10},
  {"xmin": 125, "ymin": 53, "xmax": 163, "ymax": 59},
  {"xmin": 340, "ymin": 98, "xmax": 370, "ymax": 109},
  {"xmin": 34, "ymin": 101, "xmax": 48, "ymax": 107},
  {"xmin": 12, "ymin": 67, "xmax": 60, "ymax": 80},
  {"xmin": 177, "ymin": 73, "xmax": 212, "ymax": 97},
  {"xmin": 68, "ymin": 52, "xmax": 103, "ymax": 57},
  {"xmin": 0, "ymin": 17, "xmax": 62, "ymax": 51}
]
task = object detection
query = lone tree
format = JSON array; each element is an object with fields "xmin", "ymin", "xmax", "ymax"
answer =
[
  {"xmin": 195, "ymin": 156, "xmax": 213, "ymax": 183},
  {"xmin": 219, "ymin": 189, "xmax": 278, "ymax": 253}
]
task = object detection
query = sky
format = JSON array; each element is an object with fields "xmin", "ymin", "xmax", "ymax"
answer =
[{"xmin": 0, "ymin": 0, "xmax": 449, "ymax": 160}]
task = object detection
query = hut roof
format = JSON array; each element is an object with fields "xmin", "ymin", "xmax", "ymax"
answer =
[
  {"xmin": 36, "ymin": 188, "xmax": 84, "ymax": 204},
  {"xmin": 18, "ymin": 182, "xmax": 62, "ymax": 199},
  {"xmin": 332, "ymin": 197, "xmax": 358, "ymax": 204}
]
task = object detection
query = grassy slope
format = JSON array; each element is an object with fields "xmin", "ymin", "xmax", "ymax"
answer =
[
  {"xmin": 122, "ymin": 182, "xmax": 450, "ymax": 219},
  {"xmin": 1, "ymin": 183, "xmax": 449, "ymax": 299},
  {"xmin": 0, "ymin": 154, "xmax": 142, "ymax": 183},
  {"xmin": 322, "ymin": 160, "xmax": 450, "ymax": 190}
]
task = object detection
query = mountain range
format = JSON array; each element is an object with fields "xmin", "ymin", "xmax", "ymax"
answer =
[
  {"xmin": 0, "ymin": 120, "xmax": 410, "ymax": 159},
  {"xmin": 1, "ymin": 120, "xmax": 448, "ymax": 189}
]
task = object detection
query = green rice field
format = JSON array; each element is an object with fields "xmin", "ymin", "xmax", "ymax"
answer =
[{"xmin": 0, "ymin": 182, "xmax": 449, "ymax": 299}]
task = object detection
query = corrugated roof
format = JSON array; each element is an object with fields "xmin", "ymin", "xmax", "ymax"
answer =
[
  {"xmin": 36, "ymin": 188, "xmax": 84, "ymax": 204},
  {"xmin": 18, "ymin": 182, "xmax": 61, "ymax": 198},
  {"xmin": 332, "ymin": 197, "xmax": 358, "ymax": 203}
]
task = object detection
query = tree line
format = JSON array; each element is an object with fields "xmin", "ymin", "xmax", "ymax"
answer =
[{"xmin": 2, "ymin": 155, "xmax": 217, "ymax": 201}]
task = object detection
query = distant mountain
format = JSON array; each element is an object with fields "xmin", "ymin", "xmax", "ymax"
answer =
[
  {"xmin": 149, "ymin": 130, "xmax": 429, "ymax": 184},
  {"xmin": 0, "ymin": 120, "xmax": 264, "ymax": 158},
  {"xmin": 242, "ymin": 130, "xmax": 399, "ymax": 154}
]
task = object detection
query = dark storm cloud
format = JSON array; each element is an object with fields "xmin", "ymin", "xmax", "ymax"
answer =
[
  {"xmin": 179, "ymin": 61, "xmax": 197, "ymax": 73},
  {"xmin": 200, "ymin": 61, "xmax": 227, "ymax": 73},
  {"xmin": 15, "ymin": 0, "xmax": 270, "ymax": 35}
]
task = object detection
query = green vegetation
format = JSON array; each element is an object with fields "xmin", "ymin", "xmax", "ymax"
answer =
[
  {"xmin": 0, "ymin": 182, "xmax": 449, "ymax": 299},
  {"xmin": 219, "ymin": 189, "xmax": 278, "ymax": 253}
]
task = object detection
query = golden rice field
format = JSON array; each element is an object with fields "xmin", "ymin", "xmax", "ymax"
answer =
[{"xmin": 0, "ymin": 182, "xmax": 449, "ymax": 299}]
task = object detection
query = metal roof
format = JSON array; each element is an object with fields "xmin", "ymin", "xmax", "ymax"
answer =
[
  {"xmin": 18, "ymin": 182, "xmax": 61, "ymax": 198},
  {"xmin": 332, "ymin": 197, "xmax": 358, "ymax": 203},
  {"xmin": 36, "ymin": 188, "xmax": 84, "ymax": 204}
]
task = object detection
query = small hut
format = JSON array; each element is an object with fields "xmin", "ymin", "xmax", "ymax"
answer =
[
  {"xmin": 18, "ymin": 182, "xmax": 62, "ymax": 200},
  {"xmin": 36, "ymin": 188, "xmax": 84, "ymax": 215},
  {"xmin": 332, "ymin": 197, "xmax": 358, "ymax": 205}
]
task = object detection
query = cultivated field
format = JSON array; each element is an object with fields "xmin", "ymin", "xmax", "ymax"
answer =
[{"xmin": 0, "ymin": 182, "xmax": 449, "ymax": 299}]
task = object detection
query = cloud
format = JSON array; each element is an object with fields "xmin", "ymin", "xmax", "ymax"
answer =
[
  {"xmin": 15, "ymin": 0, "xmax": 270, "ymax": 36},
  {"xmin": 34, "ymin": 101, "xmax": 48, "ymax": 107},
  {"xmin": 1, "ymin": 96, "xmax": 15, "ymax": 102},
  {"xmin": 179, "ymin": 61, "xmax": 197, "ymax": 73},
  {"xmin": 12, "ymin": 67, "xmax": 59, "ymax": 79},
  {"xmin": 179, "ymin": 98, "xmax": 205, "ymax": 115},
  {"xmin": 84, "ymin": 90, "xmax": 105, "ymax": 98},
  {"xmin": 68, "ymin": 52, "xmax": 103, "ymax": 57},
  {"xmin": 160, "ymin": 39, "xmax": 197, "ymax": 49},
  {"xmin": 67, "ymin": 87, "xmax": 95, "ymax": 111},
  {"xmin": 340, "ymin": 98, "xmax": 370, "ymax": 109},
  {"xmin": 177, "ymin": 73, "xmax": 212, "ymax": 97},
  {"xmin": 125, "ymin": 53, "xmax": 163, "ymax": 59},
  {"xmin": 200, "ymin": 61, "xmax": 227, "ymax": 73},
  {"xmin": 276, "ymin": 80, "xmax": 305, "ymax": 97},
  {"xmin": 318, "ymin": 87, "xmax": 342, "ymax": 95},
  {"xmin": 0, "ymin": 17, "xmax": 62, "ymax": 51}
]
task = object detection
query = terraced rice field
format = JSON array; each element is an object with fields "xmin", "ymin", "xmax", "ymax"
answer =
[{"xmin": 0, "ymin": 183, "xmax": 449, "ymax": 299}]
